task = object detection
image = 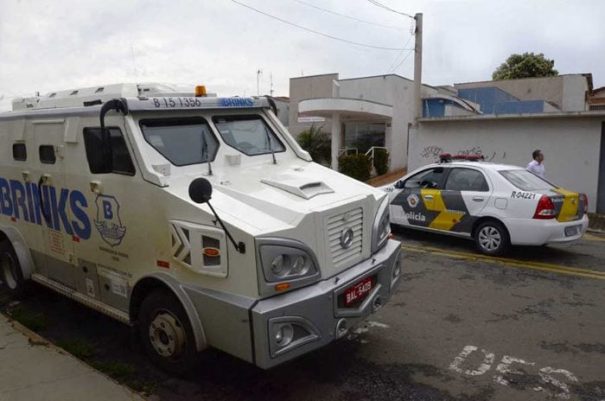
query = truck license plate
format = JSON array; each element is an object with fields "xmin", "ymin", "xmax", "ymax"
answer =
[{"xmin": 344, "ymin": 276, "xmax": 374, "ymax": 307}]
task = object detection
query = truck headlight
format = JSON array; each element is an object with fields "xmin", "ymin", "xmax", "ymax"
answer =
[
  {"xmin": 260, "ymin": 245, "xmax": 317, "ymax": 283},
  {"xmin": 261, "ymin": 245, "xmax": 317, "ymax": 282},
  {"xmin": 257, "ymin": 238, "xmax": 321, "ymax": 296},
  {"xmin": 372, "ymin": 197, "xmax": 391, "ymax": 253}
]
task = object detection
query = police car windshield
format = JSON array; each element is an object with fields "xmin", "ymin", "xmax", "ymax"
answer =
[
  {"xmin": 140, "ymin": 117, "xmax": 219, "ymax": 166},
  {"xmin": 212, "ymin": 115, "xmax": 285, "ymax": 156},
  {"xmin": 500, "ymin": 170, "xmax": 555, "ymax": 191}
]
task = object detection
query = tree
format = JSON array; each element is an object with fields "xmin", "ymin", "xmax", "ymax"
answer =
[
  {"xmin": 492, "ymin": 52, "xmax": 558, "ymax": 80},
  {"xmin": 296, "ymin": 125, "xmax": 331, "ymax": 165}
]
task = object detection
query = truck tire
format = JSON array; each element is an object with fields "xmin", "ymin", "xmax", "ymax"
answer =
[
  {"xmin": 138, "ymin": 289, "xmax": 199, "ymax": 375},
  {"xmin": 0, "ymin": 240, "xmax": 27, "ymax": 297},
  {"xmin": 474, "ymin": 220, "xmax": 510, "ymax": 256}
]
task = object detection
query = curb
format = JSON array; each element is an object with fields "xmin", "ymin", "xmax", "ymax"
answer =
[{"xmin": 1, "ymin": 312, "xmax": 147, "ymax": 401}]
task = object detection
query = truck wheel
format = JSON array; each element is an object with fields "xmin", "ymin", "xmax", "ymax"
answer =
[
  {"xmin": 0, "ymin": 240, "xmax": 26, "ymax": 297},
  {"xmin": 474, "ymin": 220, "xmax": 510, "ymax": 256},
  {"xmin": 138, "ymin": 289, "xmax": 199, "ymax": 375}
]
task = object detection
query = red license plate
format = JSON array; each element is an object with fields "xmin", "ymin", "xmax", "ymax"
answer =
[{"xmin": 343, "ymin": 276, "xmax": 374, "ymax": 306}]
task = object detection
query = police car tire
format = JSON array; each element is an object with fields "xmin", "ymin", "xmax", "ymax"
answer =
[
  {"xmin": 0, "ymin": 240, "xmax": 27, "ymax": 297},
  {"xmin": 473, "ymin": 220, "xmax": 510, "ymax": 256},
  {"xmin": 138, "ymin": 289, "xmax": 199, "ymax": 376}
]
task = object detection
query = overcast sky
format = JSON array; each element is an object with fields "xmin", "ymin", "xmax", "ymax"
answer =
[{"xmin": 1, "ymin": 0, "xmax": 604, "ymax": 111}]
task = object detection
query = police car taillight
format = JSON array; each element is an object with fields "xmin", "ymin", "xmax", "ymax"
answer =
[{"xmin": 533, "ymin": 196, "xmax": 556, "ymax": 219}]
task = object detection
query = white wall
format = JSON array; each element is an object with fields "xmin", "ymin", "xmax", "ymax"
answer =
[
  {"xmin": 410, "ymin": 117, "xmax": 603, "ymax": 212},
  {"xmin": 562, "ymin": 75, "xmax": 589, "ymax": 111},
  {"xmin": 338, "ymin": 75, "xmax": 439, "ymax": 170}
]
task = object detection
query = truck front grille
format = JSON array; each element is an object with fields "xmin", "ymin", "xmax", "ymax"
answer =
[{"xmin": 327, "ymin": 207, "xmax": 363, "ymax": 269}]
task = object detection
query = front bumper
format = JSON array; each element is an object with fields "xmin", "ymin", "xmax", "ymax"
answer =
[
  {"xmin": 251, "ymin": 239, "xmax": 402, "ymax": 369},
  {"xmin": 505, "ymin": 214, "xmax": 589, "ymax": 245}
]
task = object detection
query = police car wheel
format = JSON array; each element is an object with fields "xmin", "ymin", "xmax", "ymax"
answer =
[
  {"xmin": 0, "ymin": 240, "xmax": 26, "ymax": 297},
  {"xmin": 474, "ymin": 221, "xmax": 510, "ymax": 256},
  {"xmin": 139, "ymin": 289, "xmax": 199, "ymax": 375}
]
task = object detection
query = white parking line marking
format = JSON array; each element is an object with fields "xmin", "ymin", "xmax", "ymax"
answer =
[
  {"xmin": 449, "ymin": 345, "xmax": 495, "ymax": 376},
  {"xmin": 494, "ymin": 355, "xmax": 535, "ymax": 386},
  {"xmin": 449, "ymin": 345, "xmax": 579, "ymax": 399}
]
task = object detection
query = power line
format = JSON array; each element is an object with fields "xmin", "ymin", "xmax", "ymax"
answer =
[
  {"xmin": 388, "ymin": 34, "xmax": 414, "ymax": 72},
  {"xmin": 292, "ymin": 0, "xmax": 401, "ymax": 31},
  {"xmin": 389, "ymin": 48, "xmax": 414, "ymax": 73},
  {"xmin": 366, "ymin": 0, "xmax": 415, "ymax": 19},
  {"xmin": 231, "ymin": 0, "xmax": 412, "ymax": 51}
]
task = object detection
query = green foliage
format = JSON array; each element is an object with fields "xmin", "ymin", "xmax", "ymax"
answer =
[
  {"xmin": 492, "ymin": 52, "xmax": 558, "ymax": 80},
  {"xmin": 373, "ymin": 148, "xmax": 390, "ymax": 176},
  {"xmin": 57, "ymin": 339, "xmax": 96, "ymax": 360},
  {"xmin": 296, "ymin": 125, "xmax": 331, "ymax": 165},
  {"xmin": 10, "ymin": 307, "xmax": 48, "ymax": 332},
  {"xmin": 92, "ymin": 361, "xmax": 136, "ymax": 381},
  {"xmin": 338, "ymin": 154, "xmax": 371, "ymax": 182}
]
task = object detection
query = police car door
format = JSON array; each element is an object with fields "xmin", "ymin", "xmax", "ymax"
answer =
[
  {"xmin": 440, "ymin": 167, "xmax": 491, "ymax": 234},
  {"xmin": 390, "ymin": 167, "xmax": 447, "ymax": 229},
  {"xmin": 30, "ymin": 120, "xmax": 76, "ymax": 286}
]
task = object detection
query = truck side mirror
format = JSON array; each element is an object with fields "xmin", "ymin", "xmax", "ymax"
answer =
[{"xmin": 189, "ymin": 178, "xmax": 213, "ymax": 204}]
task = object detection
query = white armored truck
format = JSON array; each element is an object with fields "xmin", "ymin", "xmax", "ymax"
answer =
[{"xmin": 0, "ymin": 83, "xmax": 402, "ymax": 372}]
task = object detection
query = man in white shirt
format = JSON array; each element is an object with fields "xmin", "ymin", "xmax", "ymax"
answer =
[{"xmin": 527, "ymin": 149, "xmax": 545, "ymax": 178}]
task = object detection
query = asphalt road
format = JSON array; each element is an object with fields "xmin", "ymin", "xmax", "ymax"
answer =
[{"xmin": 1, "ymin": 230, "xmax": 604, "ymax": 401}]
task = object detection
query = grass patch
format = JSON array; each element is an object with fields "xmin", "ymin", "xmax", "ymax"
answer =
[
  {"xmin": 57, "ymin": 339, "xmax": 96, "ymax": 360},
  {"xmin": 92, "ymin": 361, "xmax": 136, "ymax": 381},
  {"xmin": 9, "ymin": 307, "xmax": 48, "ymax": 332}
]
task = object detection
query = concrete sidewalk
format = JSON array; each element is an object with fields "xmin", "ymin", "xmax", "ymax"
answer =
[{"xmin": 0, "ymin": 314, "xmax": 144, "ymax": 401}]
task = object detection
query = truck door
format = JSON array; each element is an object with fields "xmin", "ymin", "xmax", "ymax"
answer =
[
  {"xmin": 30, "ymin": 120, "xmax": 76, "ymax": 287},
  {"xmin": 441, "ymin": 167, "xmax": 492, "ymax": 234},
  {"xmin": 63, "ymin": 120, "xmax": 140, "ymax": 311}
]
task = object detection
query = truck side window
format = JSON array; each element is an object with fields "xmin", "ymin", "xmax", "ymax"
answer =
[
  {"xmin": 13, "ymin": 143, "xmax": 27, "ymax": 161},
  {"xmin": 83, "ymin": 127, "xmax": 136, "ymax": 175},
  {"xmin": 39, "ymin": 145, "xmax": 56, "ymax": 164}
]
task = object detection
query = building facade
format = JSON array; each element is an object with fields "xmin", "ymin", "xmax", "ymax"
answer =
[{"xmin": 289, "ymin": 73, "xmax": 457, "ymax": 171}]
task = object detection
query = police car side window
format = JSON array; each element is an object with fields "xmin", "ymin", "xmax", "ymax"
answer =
[
  {"xmin": 83, "ymin": 127, "xmax": 136, "ymax": 175},
  {"xmin": 445, "ymin": 168, "xmax": 489, "ymax": 192},
  {"xmin": 404, "ymin": 168, "xmax": 444, "ymax": 189}
]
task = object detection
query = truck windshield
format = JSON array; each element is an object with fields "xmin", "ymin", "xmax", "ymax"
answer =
[
  {"xmin": 212, "ymin": 115, "xmax": 285, "ymax": 156},
  {"xmin": 500, "ymin": 169, "xmax": 555, "ymax": 191},
  {"xmin": 140, "ymin": 117, "xmax": 219, "ymax": 166}
]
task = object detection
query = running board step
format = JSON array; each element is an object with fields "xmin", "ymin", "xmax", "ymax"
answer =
[{"xmin": 31, "ymin": 274, "xmax": 130, "ymax": 324}]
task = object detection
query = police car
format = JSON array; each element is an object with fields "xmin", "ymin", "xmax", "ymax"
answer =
[{"xmin": 383, "ymin": 154, "xmax": 589, "ymax": 255}]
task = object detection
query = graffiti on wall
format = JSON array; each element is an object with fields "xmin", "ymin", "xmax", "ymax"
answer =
[{"xmin": 420, "ymin": 145, "xmax": 507, "ymax": 163}]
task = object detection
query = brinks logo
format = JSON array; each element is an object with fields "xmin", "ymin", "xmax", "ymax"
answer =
[
  {"xmin": 0, "ymin": 176, "xmax": 91, "ymax": 239},
  {"xmin": 94, "ymin": 195, "xmax": 126, "ymax": 247}
]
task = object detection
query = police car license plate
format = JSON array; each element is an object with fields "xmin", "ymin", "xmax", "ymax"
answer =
[
  {"xmin": 564, "ymin": 225, "xmax": 582, "ymax": 237},
  {"xmin": 343, "ymin": 276, "xmax": 374, "ymax": 307}
]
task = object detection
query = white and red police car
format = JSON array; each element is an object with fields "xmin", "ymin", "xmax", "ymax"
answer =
[{"xmin": 382, "ymin": 154, "xmax": 589, "ymax": 255}]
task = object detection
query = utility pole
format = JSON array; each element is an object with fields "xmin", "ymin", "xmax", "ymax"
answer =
[
  {"xmin": 256, "ymin": 69, "xmax": 263, "ymax": 96},
  {"xmin": 270, "ymin": 73, "xmax": 274, "ymax": 96},
  {"xmin": 413, "ymin": 13, "xmax": 423, "ymax": 123}
]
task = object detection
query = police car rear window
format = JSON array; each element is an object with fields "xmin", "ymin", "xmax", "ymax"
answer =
[
  {"xmin": 140, "ymin": 117, "xmax": 219, "ymax": 167},
  {"xmin": 500, "ymin": 170, "xmax": 555, "ymax": 191}
]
